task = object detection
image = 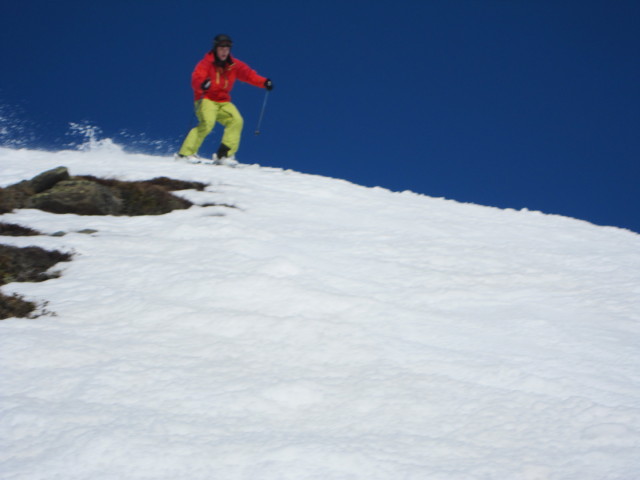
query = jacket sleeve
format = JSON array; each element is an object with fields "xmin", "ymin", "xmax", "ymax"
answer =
[
  {"xmin": 234, "ymin": 59, "xmax": 267, "ymax": 88},
  {"xmin": 191, "ymin": 56, "xmax": 211, "ymax": 95}
]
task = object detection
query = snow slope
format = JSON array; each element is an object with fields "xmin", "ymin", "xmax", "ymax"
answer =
[{"xmin": 1, "ymin": 144, "xmax": 640, "ymax": 479}]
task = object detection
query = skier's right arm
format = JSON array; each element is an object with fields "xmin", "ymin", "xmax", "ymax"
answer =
[{"xmin": 191, "ymin": 57, "xmax": 211, "ymax": 97}]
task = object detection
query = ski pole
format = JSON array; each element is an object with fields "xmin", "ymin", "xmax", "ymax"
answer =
[{"xmin": 254, "ymin": 90, "xmax": 270, "ymax": 135}]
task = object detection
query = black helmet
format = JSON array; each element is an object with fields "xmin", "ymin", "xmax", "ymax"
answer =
[{"xmin": 213, "ymin": 34, "xmax": 233, "ymax": 48}]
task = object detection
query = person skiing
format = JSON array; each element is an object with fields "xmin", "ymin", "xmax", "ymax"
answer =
[{"xmin": 175, "ymin": 34, "xmax": 273, "ymax": 165}]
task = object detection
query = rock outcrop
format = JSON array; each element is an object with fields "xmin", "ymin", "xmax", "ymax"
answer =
[{"xmin": 0, "ymin": 167, "xmax": 207, "ymax": 216}]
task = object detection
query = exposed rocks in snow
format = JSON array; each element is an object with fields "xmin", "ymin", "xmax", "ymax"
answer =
[
  {"xmin": 0, "ymin": 244, "xmax": 72, "ymax": 319},
  {"xmin": 0, "ymin": 167, "xmax": 209, "ymax": 319},
  {"xmin": 0, "ymin": 244, "xmax": 71, "ymax": 285},
  {"xmin": 0, "ymin": 222, "xmax": 41, "ymax": 236},
  {"xmin": 0, "ymin": 291, "xmax": 37, "ymax": 320},
  {"xmin": 29, "ymin": 178, "xmax": 125, "ymax": 215},
  {"xmin": 0, "ymin": 166, "xmax": 208, "ymax": 216}
]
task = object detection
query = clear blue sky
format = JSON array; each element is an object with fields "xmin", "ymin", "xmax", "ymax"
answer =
[{"xmin": 2, "ymin": 0, "xmax": 639, "ymax": 233}]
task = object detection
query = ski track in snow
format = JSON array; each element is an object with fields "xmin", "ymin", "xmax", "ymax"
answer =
[{"xmin": 1, "ymin": 145, "xmax": 640, "ymax": 479}]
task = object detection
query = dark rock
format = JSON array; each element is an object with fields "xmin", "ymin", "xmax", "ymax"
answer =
[
  {"xmin": 0, "ymin": 180, "xmax": 33, "ymax": 213},
  {"xmin": 0, "ymin": 244, "xmax": 71, "ymax": 320},
  {"xmin": 0, "ymin": 167, "xmax": 69, "ymax": 213},
  {"xmin": 26, "ymin": 179, "xmax": 124, "ymax": 215},
  {"xmin": 0, "ymin": 244, "xmax": 72, "ymax": 285},
  {"xmin": 0, "ymin": 292, "xmax": 37, "ymax": 320},
  {"xmin": 29, "ymin": 166, "xmax": 70, "ymax": 193},
  {"xmin": 0, "ymin": 222, "xmax": 41, "ymax": 236},
  {"xmin": 108, "ymin": 180, "xmax": 191, "ymax": 215},
  {"xmin": 78, "ymin": 175, "xmax": 194, "ymax": 215},
  {"xmin": 1, "ymin": 167, "xmax": 200, "ymax": 216}
]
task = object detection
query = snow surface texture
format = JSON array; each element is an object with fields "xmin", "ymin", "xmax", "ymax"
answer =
[{"xmin": 1, "ymin": 144, "xmax": 640, "ymax": 480}]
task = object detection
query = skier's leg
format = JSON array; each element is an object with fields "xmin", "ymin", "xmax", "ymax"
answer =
[
  {"xmin": 217, "ymin": 102, "xmax": 244, "ymax": 157},
  {"xmin": 178, "ymin": 99, "xmax": 220, "ymax": 156}
]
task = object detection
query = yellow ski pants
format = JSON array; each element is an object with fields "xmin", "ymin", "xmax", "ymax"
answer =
[{"xmin": 178, "ymin": 99, "xmax": 244, "ymax": 157}]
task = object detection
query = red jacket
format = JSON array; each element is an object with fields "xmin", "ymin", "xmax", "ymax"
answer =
[{"xmin": 191, "ymin": 52, "xmax": 266, "ymax": 102}]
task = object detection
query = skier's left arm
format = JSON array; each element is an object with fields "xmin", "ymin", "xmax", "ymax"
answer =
[{"xmin": 235, "ymin": 60, "xmax": 273, "ymax": 90}]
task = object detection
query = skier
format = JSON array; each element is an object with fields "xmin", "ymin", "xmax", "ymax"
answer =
[{"xmin": 175, "ymin": 34, "xmax": 273, "ymax": 165}]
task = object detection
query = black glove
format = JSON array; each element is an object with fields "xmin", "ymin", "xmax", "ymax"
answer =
[
  {"xmin": 264, "ymin": 79, "xmax": 273, "ymax": 91},
  {"xmin": 201, "ymin": 79, "xmax": 211, "ymax": 91}
]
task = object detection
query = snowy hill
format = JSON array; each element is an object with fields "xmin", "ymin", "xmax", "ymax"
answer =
[{"xmin": 1, "ymin": 144, "xmax": 639, "ymax": 479}]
